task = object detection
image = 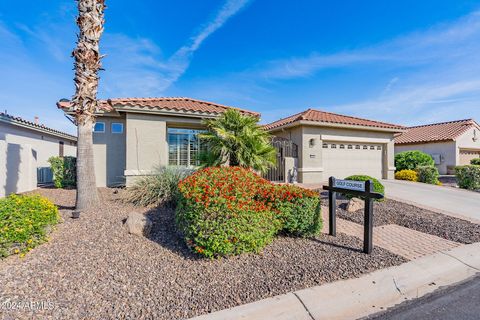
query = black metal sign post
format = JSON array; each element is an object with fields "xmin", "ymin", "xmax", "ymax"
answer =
[{"xmin": 323, "ymin": 176, "xmax": 384, "ymax": 254}]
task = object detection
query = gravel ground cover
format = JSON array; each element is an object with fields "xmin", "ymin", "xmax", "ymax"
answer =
[
  {"xmin": 0, "ymin": 188, "xmax": 406, "ymax": 320},
  {"xmin": 322, "ymin": 192, "xmax": 480, "ymax": 244}
]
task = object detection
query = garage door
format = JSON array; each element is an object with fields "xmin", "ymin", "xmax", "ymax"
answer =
[
  {"xmin": 460, "ymin": 149, "xmax": 480, "ymax": 165},
  {"xmin": 322, "ymin": 142, "xmax": 384, "ymax": 179}
]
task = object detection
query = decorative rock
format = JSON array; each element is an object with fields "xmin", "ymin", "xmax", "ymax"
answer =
[
  {"xmin": 125, "ymin": 212, "xmax": 152, "ymax": 237},
  {"xmin": 347, "ymin": 197, "xmax": 364, "ymax": 212}
]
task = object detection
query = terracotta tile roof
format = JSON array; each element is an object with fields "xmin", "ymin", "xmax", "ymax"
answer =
[
  {"xmin": 0, "ymin": 112, "xmax": 77, "ymax": 141},
  {"xmin": 395, "ymin": 119, "xmax": 479, "ymax": 144},
  {"xmin": 263, "ymin": 108, "xmax": 404, "ymax": 131},
  {"xmin": 57, "ymin": 97, "xmax": 259, "ymax": 117}
]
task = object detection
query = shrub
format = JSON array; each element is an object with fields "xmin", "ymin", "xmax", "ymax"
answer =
[
  {"xmin": 344, "ymin": 175, "xmax": 384, "ymax": 201},
  {"xmin": 395, "ymin": 151, "xmax": 434, "ymax": 171},
  {"xmin": 395, "ymin": 169, "xmax": 418, "ymax": 182},
  {"xmin": 126, "ymin": 167, "xmax": 194, "ymax": 207},
  {"xmin": 48, "ymin": 156, "xmax": 76, "ymax": 188},
  {"xmin": 455, "ymin": 165, "xmax": 480, "ymax": 190},
  {"xmin": 176, "ymin": 167, "xmax": 321, "ymax": 258},
  {"xmin": 471, "ymin": 158, "xmax": 480, "ymax": 165},
  {"xmin": 416, "ymin": 166, "xmax": 440, "ymax": 185},
  {"xmin": 0, "ymin": 194, "xmax": 59, "ymax": 258}
]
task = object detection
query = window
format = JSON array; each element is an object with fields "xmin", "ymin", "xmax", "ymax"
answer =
[
  {"xmin": 59, "ymin": 141, "xmax": 64, "ymax": 157},
  {"xmin": 94, "ymin": 122, "xmax": 105, "ymax": 133},
  {"xmin": 168, "ymin": 128, "xmax": 204, "ymax": 166},
  {"xmin": 323, "ymin": 143, "xmax": 328, "ymax": 148},
  {"xmin": 370, "ymin": 146, "xmax": 375, "ymax": 150},
  {"xmin": 348, "ymin": 145, "xmax": 353, "ymax": 149},
  {"xmin": 363, "ymin": 145, "xmax": 368, "ymax": 150},
  {"xmin": 111, "ymin": 123, "xmax": 124, "ymax": 134},
  {"xmin": 355, "ymin": 145, "xmax": 360, "ymax": 149},
  {"xmin": 377, "ymin": 146, "xmax": 382, "ymax": 150},
  {"xmin": 340, "ymin": 144, "xmax": 345, "ymax": 149},
  {"xmin": 331, "ymin": 144, "xmax": 337, "ymax": 149}
]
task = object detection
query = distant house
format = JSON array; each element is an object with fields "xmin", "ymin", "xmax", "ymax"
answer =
[
  {"xmin": 57, "ymin": 97, "xmax": 258, "ymax": 187},
  {"xmin": 264, "ymin": 109, "xmax": 405, "ymax": 183},
  {"xmin": 395, "ymin": 119, "xmax": 480, "ymax": 174},
  {"xmin": 0, "ymin": 112, "xmax": 77, "ymax": 197}
]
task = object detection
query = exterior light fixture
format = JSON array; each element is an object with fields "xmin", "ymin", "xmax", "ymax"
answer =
[{"xmin": 309, "ymin": 138, "xmax": 316, "ymax": 148}]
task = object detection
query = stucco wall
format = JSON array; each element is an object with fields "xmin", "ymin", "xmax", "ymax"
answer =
[
  {"xmin": 455, "ymin": 126, "xmax": 480, "ymax": 164},
  {"xmin": 270, "ymin": 125, "xmax": 396, "ymax": 183},
  {"xmin": 394, "ymin": 142, "xmax": 456, "ymax": 175},
  {"xmin": 92, "ymin": 116, "xmax": 126, "ymax": 187}
]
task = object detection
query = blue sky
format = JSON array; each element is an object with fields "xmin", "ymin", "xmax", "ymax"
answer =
[{"xmin": 1, "ymin": 1, "xmax": 480, "ymax": 134}]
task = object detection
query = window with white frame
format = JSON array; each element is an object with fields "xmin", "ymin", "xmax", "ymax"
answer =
[
  {"xmin": 93, "ymin": 122, "xmax": 105, "ymax": 133},
  {"xmin": 168, "ymin": 128, "xmax": 204, "ymax": 166},
  {"xmin": 111, "ymin": 122, "xmax": 124, "ymax": 134}
]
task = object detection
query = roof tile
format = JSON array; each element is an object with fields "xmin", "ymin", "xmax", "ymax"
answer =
[{"xmin": 395, "ymin": 119, "xmax": 479, "ymax": 144}]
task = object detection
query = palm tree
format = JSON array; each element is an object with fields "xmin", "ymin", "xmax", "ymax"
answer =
[
  {"xmin": 199, "ymin": 109, "xmax": 276, "ymax": 173},
  {"xmin": 71, "ymin": 0, "xmax": 106, "ymax": 210}
]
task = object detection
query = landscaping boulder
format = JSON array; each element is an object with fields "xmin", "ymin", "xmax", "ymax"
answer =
[
  {"xmin": 347, "ymin": 198, "xmax": 363, "ymax": 212},
  {"xmin": 125, "ymin": 212, "xmax": 152, "ymax": 237}
]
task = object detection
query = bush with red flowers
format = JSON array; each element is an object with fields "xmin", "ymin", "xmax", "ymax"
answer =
[{"xmin": 176, "ymin": 167, "xmax": 321, "ymax": 258}]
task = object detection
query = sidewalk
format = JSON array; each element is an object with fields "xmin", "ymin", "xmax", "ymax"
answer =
[{"xmin": 191, "ymin": 243, "xmax": 480, "ymax": 320}]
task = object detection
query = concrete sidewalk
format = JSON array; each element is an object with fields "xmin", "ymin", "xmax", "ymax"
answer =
[
  {"xmin": 382, "ymin": 179, "xmax": 480, "ymax": 224},
  {"xmin": 191, "ymin": 243, "xmax": 480, "ymax": 320}
]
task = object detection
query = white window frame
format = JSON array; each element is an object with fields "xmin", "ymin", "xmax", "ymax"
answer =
[
  {"xmin": 93, "ymin": 122, "xmax": 105, "ymax": 133},
  {"xmin": 111, "ymin": 122, "xmax": 124, "ymax": 134}
]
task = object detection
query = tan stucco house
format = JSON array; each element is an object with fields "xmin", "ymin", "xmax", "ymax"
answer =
[
  {"xmin": 58, "ymin": 97, "xmax": 259, "ymax": 187},
  {"xmin": 0, "ymin": 112, "xmax": 77, "ymax": 196},
  {"xmin": 395, "ymin": 119, "xmax": 480, "ymax": 175},
  {"xmin": 264, "ymin": 109, "xmax": 405, "ymax": 183}
]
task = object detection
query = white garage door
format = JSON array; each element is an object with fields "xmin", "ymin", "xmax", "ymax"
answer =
[
  {"xmin": 322, "ymin": 142, "xmax": 384, "ymax": 179},
  {"xmin": 460, "ymin": 149, "xmax": 480, "ymax": 165}
]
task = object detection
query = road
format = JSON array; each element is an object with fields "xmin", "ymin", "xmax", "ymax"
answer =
[
  {"xmin": 368, "ymin": 275, "xmax": 480, "ymax": 320},
  {"xmin": 382, "ymin": 179, "xmax": 480, "ymax": 223}
]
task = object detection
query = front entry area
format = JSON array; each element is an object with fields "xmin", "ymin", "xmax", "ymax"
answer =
[{"xmin": 322, "ymin": 141, "xmax": 385, "ymax": 179}]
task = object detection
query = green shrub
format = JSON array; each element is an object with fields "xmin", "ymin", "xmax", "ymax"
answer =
[
  {"xmin": 48, "ymin": 156, "xmax": 76, "ymax": 188},
  {"xmin": 416, "ymin": 166, "xmax": 440, "ymax": 184},
  {"xmin": 470, "ymin": 158, "xmax": 480, "ymax": 165},
  {"xmin": 395, "ymin": 150, "xmax": 434, "ymax": 171},
  {"xmin": 176, "ymin": 167, "xmax": 321, "ymax": 258},
  {"xmin": 126, "ymin": 167, "xmax": 194, "ymax": 207},
  {"xmin": 455, "ymin": 165, "xmax": 480, "ymax": 190},
  {"xmin": 0, "ymin": 194, "xmax": 59, "ymax": 258},
  {"xmin": 344, "ymin": 175, "xmax": 384, "ymax": 201},
  {"xmin": 395, "ymin": 169, "xmax": 418, "ymax": 182}
]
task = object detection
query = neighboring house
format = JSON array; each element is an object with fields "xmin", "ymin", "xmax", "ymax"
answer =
[
  {"xmin": 0, "ymin": 112, "xmax": 77, "ymax": 197},
  {"xmin": 264, "ymin": 109, "xmax": 405, "ymax": 183},
  {"xmin": 57, "ymin": 97, "xmax": 259, "ymax": 187},
  {"xmin": 394, "ymin": 119, "xmax": 480, "ymax": 175}
]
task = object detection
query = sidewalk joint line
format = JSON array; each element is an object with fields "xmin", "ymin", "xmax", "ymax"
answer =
[
  {"xmin": 440, "ymin": 251, "xmax": 480, "ymax": 271},
  {"xmin": 293, "ymin": 292, "xmax": 315, "ymax": 320}
]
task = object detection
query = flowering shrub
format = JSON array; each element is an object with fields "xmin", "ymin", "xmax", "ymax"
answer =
[
  {"xmin": 395, "ymin": 169, "xmax": 418, "ymax": 182},
  {"xmin": 0, "ymin": 194, "xmax": 59, "ymax": 258},
  {"xmin": 176, "ymin": 167, "xmax": 321, "ymax": 258}
]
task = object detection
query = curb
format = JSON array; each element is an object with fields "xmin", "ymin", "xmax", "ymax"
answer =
[{"xmin": 190, "ymin": 243, "xmax": 480, "ymax": 320}]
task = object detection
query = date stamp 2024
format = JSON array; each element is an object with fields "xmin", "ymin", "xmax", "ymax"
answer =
[{"xmin": 0, "ymin": 296, "xmax": 55, "ymax": 312}]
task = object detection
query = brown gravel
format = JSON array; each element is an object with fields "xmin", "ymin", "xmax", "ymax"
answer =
[
  {"xmin": 0, "ymin": 188, "xmax": 406, "ymax": 320},
  {"xmin": 323, "ymin": 193, "xmax": 480, "ymax": 244}
]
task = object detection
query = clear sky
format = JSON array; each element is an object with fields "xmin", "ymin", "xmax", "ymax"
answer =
[{"xmin": 1, "ymin": 1, "xmax": 480, "ymax": 134}]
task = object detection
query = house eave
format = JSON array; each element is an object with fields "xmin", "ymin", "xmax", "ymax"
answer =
[
  {"xmin": 267, "ymin": 120, "xmax": 405, "ymax": 133},
  {"xmin": 0, "ymin": 116, "xmax": 77, "ymax": 142}
]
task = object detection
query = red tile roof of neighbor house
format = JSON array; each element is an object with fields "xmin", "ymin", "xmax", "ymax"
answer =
[
  {"xmin": 57, "ymin": 97, "xmax": 259, "ymax": 117},
  {"xmin": 0, "ymin": 112, "xmax": 77, "ymax": 141},
  {"xmin": 263, "ymin": 108, "xmax": 405, "ymax": 131},
  {"xmin": 395, "ymin": 119, "xmax": 480, "ymax": 145}
]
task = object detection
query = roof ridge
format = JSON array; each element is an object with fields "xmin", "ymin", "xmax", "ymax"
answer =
[
  {"xmin": 0, "ymin": 112, "xmax": 76, "ymax": 140},
  {"xmin": 306, "ymin": 108, "xmax": 403, "ymax": 127},
  {"xmin": 407, "ymin": 118, "xmax": 474, "ymax": 129}
]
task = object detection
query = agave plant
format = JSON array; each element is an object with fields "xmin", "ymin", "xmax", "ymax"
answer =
[{"xmin": 199, "ymin": 109, "xmax": 276, "ymax": 174}]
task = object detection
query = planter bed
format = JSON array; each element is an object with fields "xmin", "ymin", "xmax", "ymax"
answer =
[
  {"xmin": 0, "ymin": 188, "xmax": 406, "ymax": 320},
  {"xmin": 322, "ymin": 193, "xmax": 480, "ymax": 244}
]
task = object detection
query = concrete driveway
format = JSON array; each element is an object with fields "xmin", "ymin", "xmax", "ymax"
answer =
[{"xmin": 382, "ymin": 180, "xmax": 480, "ymax": 223}]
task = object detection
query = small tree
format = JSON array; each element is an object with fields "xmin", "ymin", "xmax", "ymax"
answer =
[
  {"xmin": 199, "ymin": 109, "xmax": 276, "ymax": 173},
  {"xmin": 395, "ymin": 150, "xmax": 434, "ymax": 172}
]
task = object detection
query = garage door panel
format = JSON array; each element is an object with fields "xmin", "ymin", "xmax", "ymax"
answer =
[
  {"xmin": 460, "ymin": 149, "xmax": 480, "ymax": 165},
  {"xmin": 322, "ymin": 142, "xmax": 384, "ymax": 179}
]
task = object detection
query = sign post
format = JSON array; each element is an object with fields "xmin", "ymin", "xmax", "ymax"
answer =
[{"xmin": 323, "ymin": 177, "xmax": 383, "ymax": 254}]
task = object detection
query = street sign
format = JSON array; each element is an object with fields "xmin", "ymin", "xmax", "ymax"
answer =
[
  {"xmin": 333, "ymin": 179, "xmax": 365, "ymax": 192},
  {"xmin": 323, "ymin": 176, "xmax": 384, "ymax": 254}
]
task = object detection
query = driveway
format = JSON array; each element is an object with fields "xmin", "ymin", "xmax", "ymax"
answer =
[{"xmin": 382, "ymin": 180, "xmax": 480, "ymax": 223}]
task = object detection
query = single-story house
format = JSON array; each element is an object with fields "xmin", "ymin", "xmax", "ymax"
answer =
[
  {"xmin": 57, "ymin": 97, "xmax": 259, "ymax": 187},
  {"xmin": 0, "ymin": 112, "xmax": 77, "ymax": 196},
  {"xmin": 394, "ymin": 119, "xmax": 480, "ymax": 174},
  {"xmin": 264, "ymin": 109, "xmax": 405, "ymax": 183}
]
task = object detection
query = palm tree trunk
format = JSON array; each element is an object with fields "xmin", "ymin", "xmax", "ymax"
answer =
[
  {"xmin": 76, "ymin": 119, "xmax": 99, "ymax": 210},
  {"xmin": 72, "ymin": 0, "xmax": 106, "ymax": 210}
]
